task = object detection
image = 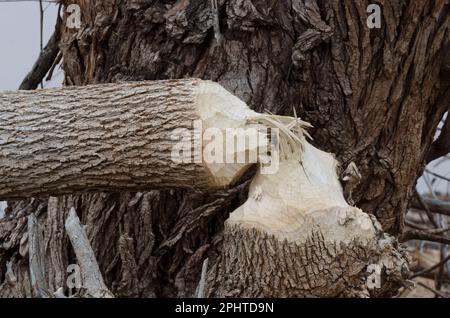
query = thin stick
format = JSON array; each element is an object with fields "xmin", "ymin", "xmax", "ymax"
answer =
[
  {"xmin": 410, "ymin": 254, "xmax": 450, "ymax": 279},
  {"xmin": 46, "ymin": 51, "xmax": 62, "ymax": 81},
  {"xmin": 39, "ymin": 0, "xmax": 44, "ymax": 88},
  {"xmin": 416, "ymin": 281, "xmax": 448, "ymax": 298},
  {"xmin": 400, "ymin": 229, "xmax": 450, "ymax": 245},
  {"xmin": 19, "ymin": 31, "xmax": 59, "ymax": 90},
  {"xmin": 405, "ymin": 220, "xmax": 449, "ymax": 234},
  {"xmin": 416, "ymin": 190, "xmax": 439, "ymax": 228}
]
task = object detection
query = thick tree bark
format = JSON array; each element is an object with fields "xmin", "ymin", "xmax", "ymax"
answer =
[
  {"xmin": 0, "ymin": 79, "xmax": 252, "ymax": 199},
  {"xmin": 1, "ymin": 0, "xmax": 449, "ymax": 298},
  {"xmin": 0, "ymin": 79, "xmax": 408, "ymax": 297}
]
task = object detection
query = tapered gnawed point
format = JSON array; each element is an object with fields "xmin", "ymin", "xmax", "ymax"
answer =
[
  {"xmin": 199, "ymin": 85, "xmax": 408, "ymax": 297},
  {"xmin": 196, "ymin": 80, "xmax": 314, "ymax": 186}
]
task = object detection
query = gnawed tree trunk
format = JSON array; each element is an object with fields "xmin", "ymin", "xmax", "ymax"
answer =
[
  {"xmin": 1, "ymin": 0, "xmax": 449, "ymax": 298},
  {"xmin": 0, "ymin": 79, "xmax": 407, "ymax": 297}
]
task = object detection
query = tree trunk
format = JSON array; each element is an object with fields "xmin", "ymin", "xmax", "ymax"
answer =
[{"xmin": 1, "ymin": 0, "xmax": 449, "ymax": 297}]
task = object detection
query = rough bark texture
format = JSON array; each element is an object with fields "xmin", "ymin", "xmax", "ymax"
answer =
[
  {"xmin": 1, "ymin": 0, "xmax": 449, "ymax": 297},
  {"xmin": 0, "ymin": 80, "xmax": 220, "ymax": 199},
  {"xmin": 205, "ymin": 222, "xmax": 405, "ymax": 298}
]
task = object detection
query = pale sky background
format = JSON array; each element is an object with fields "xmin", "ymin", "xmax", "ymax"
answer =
[
  {"xmin": 0, "ymin": 1, "xmax": 448, "ymax": 219},
  {"xmin": 0, "ymin": 1, "xmax": 62, "ymax": 91}
]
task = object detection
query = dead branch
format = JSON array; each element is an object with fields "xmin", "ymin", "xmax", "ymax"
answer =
[
  {"xmin": 425, "ymin": 169, "xmax": 450, "ymax": 183},
  {"xmin": 18, "ymin": 30, "xmax": 60, "ymax": 90},
  {"xmin": 411, "ymin": 197, "xmax": 450, "ymax": 218},
  {"xmin": 400, "ymin": 229, "xmax": 450, "ymax": 245},
  {"xmin": 46, "ymin": 52, "xmax": 63, "ymax": 82},
  {"xmin": 65, "ymin": 207, "xmax": 114, "ymax": 298},
  {"xmin": 410, "ymin": 254, "xmax": 450, "ymax": 279},
  {"xmin": 405, "ymin": 220, "xmax": 448, "ymax": 234},
  {"xmin": 415, "ymin": 191, "xmax": 439, "ymax": 228},
  {"xmin": 415, "ymin": 281, "xmax": 448, "ymax": 298}
]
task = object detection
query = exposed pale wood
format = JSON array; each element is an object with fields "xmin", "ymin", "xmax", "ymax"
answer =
[
  {"xmin": 400, "ymin": 229, "xmax": 450, "ymax": 245},
  {"xmin": 427, "ymin": 111, "xmax": 450, "ymax": 163},
  {"xmin": 65, "ymin": 207, "xmax": 114, "ymax": 298},
  {"xmin": 53, "ymin": 287, "xmax": 67, "ymax": 298},
  {"xmin": 205, "ymin": 142, "xmax": 408, "ymax": 297}
]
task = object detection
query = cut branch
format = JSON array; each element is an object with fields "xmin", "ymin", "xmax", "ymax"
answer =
[
  {"xmin": 415, "ymin": 190, "xmax": 439, "ymax": 228},
  {"xmin": 415, "ymin": 281, "xmax": 448, "ymax": 298}
]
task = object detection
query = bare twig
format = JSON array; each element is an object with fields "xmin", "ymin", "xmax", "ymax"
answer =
[
  {"xmin": 415, "ymin": 191, "xmax": 439, "ymax": 228},
  {"xmin": 400, "ymin": 229, "xmax": 450, "ymax": 245},
  {"xmin": 405, "ymin": 220, "xmax": 449, "ymax": 234},
  {"xmin": 405, "ymin": 220, "xmax": 430, "ymax": 231},
  {"xmin": 28, "ymin": 214, "xmax": 50, "ymax": 298},
  {"xmin": 19, "ymin": 30, "xmax": 60, "ymax": 90},
  {"xmin": 411, "ymin": 197, "xmax": 450, "ymax": 217},
  {"xmin": 410, "ymin": 254, "xmax": 450, "ymax": 279},
  {"xmin": 421, "ymin": 197, "xmax": 450, "ymax": 217},
  {"xmin": 415, "ymin": 281, "xmax": 448, "ymax": 298},
  {"xmin": 65, "ymin": 208, "xmax": 114, "ymax": 298},
  {"xmin": 45, "ymin": 51, "xmax": 62, "ymax": 81},
  {"xmin": 425, "ymin": 169, "xmax": 450, "ymax": 183}
]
